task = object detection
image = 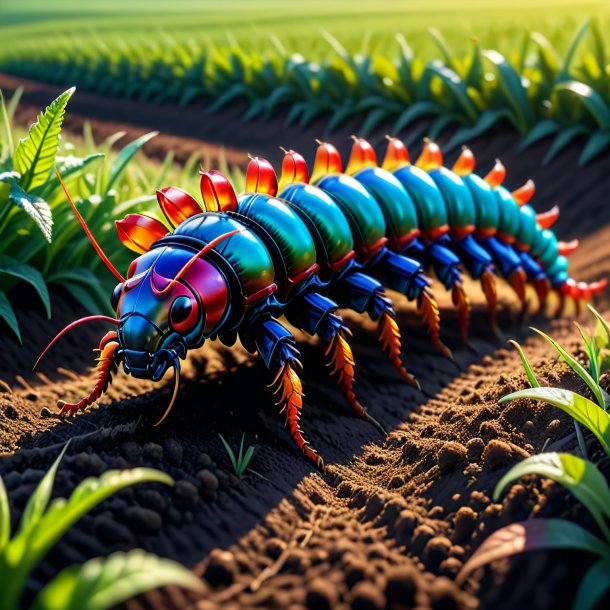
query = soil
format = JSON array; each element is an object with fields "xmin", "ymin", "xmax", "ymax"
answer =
[{"xmin": 1, "ymin": 72, "xmax": 610, "ymax": 610}]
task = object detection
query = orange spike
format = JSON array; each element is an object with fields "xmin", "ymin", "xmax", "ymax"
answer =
[
  {"xmin": 311, "ymin": 140, "xmax": 343, "ymax": 184},
  {"xmin": 417, "ymin": 290, "xmax": 453, "ymax": 359},
  {"xmin": 278, "ymin": 149, "xmax": 310, "ymax": 191},
  {"xmin": 382, "ymin": 135, "xmax": 410, "ymax": 172},
  {"xmin": 512, "ymin": 179, "xmax": 535, "ymax": 206},
  {"xmin": 116, "ymin": 214, "xmax": 168, "ymax": 255},
  {"xmin": 377, "ymin": 311, "xmax": 420, "ymax": 389},
  {"xmin": 199, "ymin": 170, "xmax": 238, "ymax": 213},
  {"xmin": 536, "ymin": 205, "xmax": 560, "ymax": 229},
  {"xmin": 480, "ymin": 270, "xmax": 499, "ymax": 336},
  {"xmin": 452, "ymin": 147, "xmax": 476, "ymax": 176},
  {"xmin": 415, "ymin": 139, "xmax": 443, "ymax": 171},
  {"xmin": 157, "ymin": 186, "xmax": 202, "ymax": 228},
  {"xmin": 345, "ymin": 136, "xmax": 378, "ymax": 175},
  {"xmin": 558, "ymin": 239, "xmax": 579, "ymax": 256},
  {"xmin": 484, "ymin": 159, "xmax": 506, "ymax": 188},
  {"xmin": 451, "ymin": 282, "xmax": 471, "ymax": 346},
  {"xmin": 245, "ymin": 156, "xmax": 278, "ymax": 196}
]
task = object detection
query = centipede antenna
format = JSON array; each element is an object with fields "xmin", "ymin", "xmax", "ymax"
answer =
[
  {"xmin": 279, "ymin": 146, "xmax": 289, "ymax": 154},
  {"xmin": 315, "ymin": 139, "xmax": 325, "ymax": 146},
  {"xmin": 56, "ymin": 169, "xmax": 125, "ymax": 283},
  {"xmin": 34, "ymin": 315, "xmax": 120, "ymax": 371},
  {"xmin": 153, "ymin": 360, "xmax": 181, "ymax": 427}
]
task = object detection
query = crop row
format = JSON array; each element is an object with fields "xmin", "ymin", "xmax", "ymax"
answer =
[{"xmin": 2, "ymin": 21, "xmax": 610, "ymax": 164}]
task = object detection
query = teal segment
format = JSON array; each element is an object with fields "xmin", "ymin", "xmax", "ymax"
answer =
[
  {"xmin": 463, "ymin": 173, "xmax": 499, "ymax": 235},
  {"xmin": 174, "ymin": 212, "xmax": 275, "ymax": 298},
  {"xmin": 495, "ymin": 186, "xmax": 521, "ymax": 240},
  {"xmin": 353, "ymin": 167, "xmax": 419, "ymax": 248},
  {"xmin": 530, "ymin": 228, "xmax": 556, "ymax": 262},
  {"xmin": 547, "ymin": 255, "xmax": 568, "ymax": 279},
  {"xmin": 316, "ymin": 174, "xmax": 387, "ymax": 257},
  {"xmin": 515, "ymin": 204, "xmax": 537, "ymax": 248},
  {"xmin": 429, "ymin": 167, "xmax": 476, "ymax": 232},
  {"xmin": 238, "ymin": 192, "xmax": 317, "ymax": 280},
  {"xmin": 278, "ymin": 183, "xmax": 354, "ymax": 267},
  {"xmin": 393, "ymin": 164, "xmax": 448, "ymax": 234}
]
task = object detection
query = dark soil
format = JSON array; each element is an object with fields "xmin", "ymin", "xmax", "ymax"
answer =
[{"xmin": 1, "ymin": 73, "xmax": 610, "ymax": 610}]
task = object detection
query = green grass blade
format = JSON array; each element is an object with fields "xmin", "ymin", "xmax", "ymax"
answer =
[
  {"xmin": 554, "ymin": 81, "xmax": 610, "ymax": 129},
  {"xmin": 579, "ymin": 130, "xmax": 610, "ymax": 166},
  {"xmin": 0, "ymin": 254, "xmax": 50, "ymax": 318},
  {"xmin": 532, "ymin": 327, "xmax": 606, "ymax": 408},
  {"xmin": 574, "ymin": 322, "xmax": 600, "ymax": 384},
  {"xmin": 560, "ymin": 19, "xmax": 591, "ymax": 80},
  {"xmin": 103, "ymin": 131, "xmax": 158, "ymax": 198},
  {"xmin": 499, "ymin": 387, "xmax": 610, "ymax": 455},
  {"xmin": 30, "ymin": 549, "xmax": 203, "ymax": 610},
  {"xmin": 519, "ymin": 119, "xmax": 560, "ymax": 151},
  {"xmin": 494, "ymin": 452, "xmax": 610, "ymax": 538},
  {"xmin": 17, "ymin": 442, "xmax": 70, "ymax": 537},
  {"xmin": 573, "ymin": 556, "xmax": 610, "ymax": 610},
  {"xmin": 508, "ymin": 340, "xmax": 540, "ymax": 387},
  {"xmin": 0, "ymin": 289, "xmax": 21, "ymax": 343},
  {"xmin": 13, "ymin": 87, "xmax": 74, "ymax": 192},
  {"xmin": 0, "ymin": 90, "xmax": 14, "ymax": 155},
  {"xmin": 218, "ymin": 434, "xmax": 238, "ymax": 474},
  {"xmin": 543, "ymin": 124, "xmax": 590, "ymax": 165},
  {"xmin": 457, "ymin": 519, "xmax": 610, "ymax": 585},
  {"xmin": 0, "ymin": 475, "xmax": 10, "ymax": 551},
  {"xmin": 589, "ymin": 305, "xmax": 610, "ymax": 348}
]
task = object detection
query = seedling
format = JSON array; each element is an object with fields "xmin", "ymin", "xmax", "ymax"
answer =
[{"xmin": 219, "ymin": 433, "xmax": 255, "ymax": 477}]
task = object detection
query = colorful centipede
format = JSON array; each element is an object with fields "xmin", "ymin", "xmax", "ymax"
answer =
[{"xmin": 35, "ymin": 137, "xmax": 606, "ymax": 469}]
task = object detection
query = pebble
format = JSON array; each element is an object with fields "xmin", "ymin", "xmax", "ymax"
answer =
[
  {"xmin": 423, "ymin": 535, "xmax": 452, "ymax": 571},
  {"xmin": 93, "ymin": 514, "xmax": 135, "ymax": 545},
  {"xmin": 305, "ymin": 577, "xmax": 338, "ymax": 610},
  {"xmin": 197, "ymin": 469, "xmax": 219, "ymax": 497},
  {"xmin": 384, "ymin": 565, "xmax": 420, "ymax": 605},
  {"xmin": 143, "ymin": 442, "xmax": 164, "ymax": 461},
  {"xmin": 121, "ymin": 441, "xmax": 143, "ymax": 463},
  {"xmin": 203, "ymin": 549, "xmax": 237, "ymax": 587},
  {"xmin": 466, "ymin": 437, "xmax": 485, "ymax": 462},
  {"xmin": 163, "ymin": 438, "xmax": 183, "ymax": 466},
  {"xmin": 174, "ymin": 480, "xmax": 199, "ymax": 510},
  {"xmin": 124, "ymin": 506, "xmax": 162, "ymax": 534},
  {"xmin": 349, "ymin": 581, "xmax": 385, "ymax": 610},
  {"xmin": 483, "ymin": 439, "xmax": 514, "ymax": 469}
]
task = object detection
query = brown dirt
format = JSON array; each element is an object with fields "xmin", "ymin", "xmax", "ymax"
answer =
[{"xmin": 1, "ymin": 73, "xmax": 610, "ymax": 610}]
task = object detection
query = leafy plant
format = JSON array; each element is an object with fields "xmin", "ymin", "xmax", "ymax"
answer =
[
  {"xmin": 0, "ymin": 442, "xmax": 203, "ymax": 609},
  {"xmin": 458, "ymin": 452, "xmax": 610, "ymax": 610},
  {"xmin": 218, "ymin": 433, "xmax": 255, "ymax": 477}
]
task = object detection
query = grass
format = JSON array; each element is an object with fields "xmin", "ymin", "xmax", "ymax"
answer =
[
  {"xmin": 3, "ymin": 5, "xmax": 610, "ymax": 162},
  {"xmin": 0, "ymin": 441, "xmax": 203, "ymax": 609},
  {"xmin": 218, "ymin": 433, "xmax": 255, "ymax": 477}
]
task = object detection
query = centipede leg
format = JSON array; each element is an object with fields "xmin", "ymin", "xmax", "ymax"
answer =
[
  {"xmin": 480, "ymin": 269, "xmax": 500, "ymax": 337},
  {"xmin": 418, "ymin": 289, "xmax": 453, "ymax": 359},
  {"xmin": 451, "ymin": 281, "xmax": 471, "ymax": 347}
]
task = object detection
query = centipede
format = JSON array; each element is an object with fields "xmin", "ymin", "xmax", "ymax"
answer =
[{"xmin": 35, "ymin": 137, "xmax": 607, "ymax": 469}]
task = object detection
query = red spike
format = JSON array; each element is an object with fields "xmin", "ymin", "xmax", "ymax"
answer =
[
  {"xmin": 311, "ymin": 140, "xmax": 343, "ymax": 183},
  {"xmin": 382, "ymin": 135, "xmax": 410, "ymax": 171},
  {"xmin": 536, "ymin": 205, "xmax": 560, "ymax": 229},
  {"xmin": 278, "ymin": 149, "xmax": 310, "ymax": 191},
  {"xmin": 531, "ymin": 278, "xmax": 551, "ymax": 315},
  {"xmin": 56, "ymin": 169, "xmax": 125, "ymax": 283},
  {"xmin": 558, "ymin": 239, "xmax": 579, "ymax": 256},
  {"xmin": 345, "ymin": 136, "xmax": 378, "ymax": 175},
  {"xmin": 484, "ymin": 159, "xmax": 506, "ymax": 188},
  {"xmin": 157, "ymin": 186, "xmax": 202, "ymax": 228},
  {"xmin": 512, "ymin": 179, "xmax": 535, "ymax": 206},
  {"xmin": 245, "ymin": 156, "xmax": 278, "ymax": 196},
  {"xmin": 33, "ymin": 315, "xmax": 120, "ymax": 371},
  {"xmin": 452, "ymin": 147, "xmax": 476, "ymax": 176},
  {"xmin": 116, "ymin": 214, "xmax": 168, "ymax": 255},
  {"xmin": 199, "ymin": 170, "xmax": 238, "ymax": 212}
]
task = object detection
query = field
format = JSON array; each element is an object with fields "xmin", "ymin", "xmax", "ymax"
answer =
[{"xmin": 1, "ymin": 3, "xmax": 610, "ymax": 610}]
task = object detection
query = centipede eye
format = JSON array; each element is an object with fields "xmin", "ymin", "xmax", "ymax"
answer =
[
  {"xmin": 110, "ymin": 283, "xmax": 123, "ymax": 311},
  {"xmin": 169, "ymin": 296, "xmax": 199, "ymax": 333}
]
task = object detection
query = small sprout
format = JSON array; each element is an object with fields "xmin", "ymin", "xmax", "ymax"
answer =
[
  {"xmin": 219, "ymin": 433, "xmax": 255, "ymax": 477},
  {"xmin": 508, "ymin": 339, "xmax": 539, "ymax": 387}
]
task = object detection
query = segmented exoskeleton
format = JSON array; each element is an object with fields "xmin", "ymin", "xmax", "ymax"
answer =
[{"xmin": 36, "ymin": 137, "xmax": 606, "ymax": 469}]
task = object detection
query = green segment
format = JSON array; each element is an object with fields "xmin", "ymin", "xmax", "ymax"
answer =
[
  {"xmin": 463, "ymin": 173, "xmax": 499, "ymax": 234},
  {"xmin": 353, "ymin": 167, "xmax": 419, "ymax": 248},
  {"xmin": 316, "ymin": 174, "xmax": 387, "ymax": 257},
  {"xmin": 494, "ymin": 186, "xmax": 521, "ymax": 239},
  {"xmin": 238, "ymin": 192, "xmax": 317, "ymax": 281},
  {"xmin": 278, "ymin": 183, "xmax": 354, "ymax": 267},
  {"xmin": 175, "ymin": 213, "xmax": 275, "ymax": 298},
  {"xmin": 429, "ymin": 167, "xmax": 476, "ymax": 232},
  {"xmin": 393, "ymin": 164, "xmax": 448, "ymax": 234}
]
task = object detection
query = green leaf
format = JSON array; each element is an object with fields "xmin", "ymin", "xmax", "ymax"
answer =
[
  {"xmin": 0, "ymin": 90, "xmax": 14, "ymax": 156},
  {"xmin": 499, "ymin": 387, "xmax": 610, "ymax": 455},
  {"xmin": 579, "ymin": 130, "xmax": 610, "ymax": 166},
  {"xmin": 393, "ymin": 101, "xmax": 440, "ymax": 133},
  {"xmin": 573, "ymin": 556, "xmax": 610, "ymax": 610},
  {"xmin": 519, "ymin": 120, "xmax": 560, "ymax": 151},
  {"xmin": 445, "ymin": 109, "xmax": 509, "ymax": 151},
  {"xmin": 532, "ymin": 327, "xmax": 606, "ymax": 409},
  {"xmin": 31, "ymin": 549, "xmax": 203, "ymax": 610},
  {"xmin": 0, "ymin": 475, "xmax": 10, "ymax": 551},
  {"xmin": 0, "ymin": 253, "xmax": 50, "ymax": 318},
  {"xmin": 218, "ymin": 434, "xmax": 238, "ymax": 474},
  {"xmin": 554, "ymin": 81, "xmax": 610, "ymax": 129},
  {"xmin": 39, "ymin": 153, "xmax": 104, "ymax": 197},
  {"xmin": 13, "ymin": 87, "xmax": 74, "ymax": 192},
  {"xmin": 560, "ymin": 19, "xmax": 591, "ymax": 79},
  {"xmin": 589, "ymin": 305, "xmax": 610, "ymax": 348},
  {"xmin": 508, "ymin": 340, "xmax": 539, "ymax": 387},
  {"xmin": 494, "ymin": 452, "xmax": 610, "ymax": 539},
  {"xmin": 543, "ymin": 124, "xmax": 590, "ymax": 165},
  {"xmin": 17, "ymin": 442, "xmax": 70, "ymax": 537},
  {"xmin": 9, "ymin": 182, "xmax": 53, "ymax": 242},
  {"xmin": 0, "ymin": 290, "xmax": 21, "ymax": 343},
  {"xmin": 103, "ymin": 131, "xmax": 157, "ymax": 198},
  {"xmin": 457, "ymin": 519, "xmax": 610, "ymax": 585}
]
